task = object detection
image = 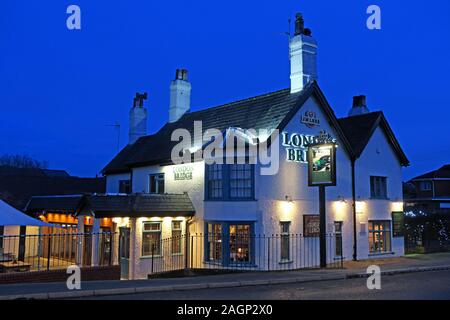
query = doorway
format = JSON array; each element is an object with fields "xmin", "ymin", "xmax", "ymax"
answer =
[{"xmin": 119, "ymin": 227, "xmax": 131, "ymax": 279}]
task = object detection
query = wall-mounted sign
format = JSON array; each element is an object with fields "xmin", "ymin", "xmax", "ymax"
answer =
[
  {"xmin": 392, "ymin": 211, "xmax": 404, "ymax": 237},
  {"xmin": 303, "ymin": 215, "xmax": 320, "ymax": 237},
  {"xmin": 282, "ymin": 132, "xmax": 314, "ymax": 163},
  {"xmin": 173, "ymin": 165, "xmax": 193, "ymax": 180},
  {"xmin": 301, "ymin": 111, "xmax": 320, "ymax": 128}
]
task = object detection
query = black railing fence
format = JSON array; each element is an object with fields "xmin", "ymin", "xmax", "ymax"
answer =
[
  {"xmin": 0, "ymin": 232, "xmax": 116, "ymax": 273},
  {"xmin": 146, "ymin": 233, "xmax": 343, "ymax": 276}
]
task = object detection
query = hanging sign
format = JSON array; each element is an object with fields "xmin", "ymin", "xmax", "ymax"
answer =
[{"xmin": 307, "ymin": 130, "xmax": 337, "ymax": 186}]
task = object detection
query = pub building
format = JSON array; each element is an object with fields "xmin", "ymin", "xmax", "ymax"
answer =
[{"xmin": 26, "ymin": 13, "xmax": 409, "ymax": 280}]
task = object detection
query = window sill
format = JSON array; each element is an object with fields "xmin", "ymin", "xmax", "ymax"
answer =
[
  {"xmin": 368, "ymin": 252, "xmax": 395, "ymax": 257},
  {"xmin": 369, "ymin": 197, "xmax": 390, "ymax": 201},
  {"xmin": 278, "ymin": 260, "xmax": 293, "ymax": 265},
  {"xmin": 334, "ymin": 256, "xmax": 345, "ymax": 261}
]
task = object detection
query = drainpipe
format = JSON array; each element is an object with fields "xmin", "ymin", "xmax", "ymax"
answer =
[
  {"xmin": 351, "ymin": 159, "xmax": 358, "ymax": 261},
  {"xmin": 185, "ymin": 216, "xmax": 194, "ymax": 270}
]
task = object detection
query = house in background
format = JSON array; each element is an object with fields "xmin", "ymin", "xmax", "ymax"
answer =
[
  {"xmin": 0, "ymin": 165, "xmax": 105, "ymax": 212},
  {"xmin": 404, "ymin": 165, "xmax": 450, "ymax": 215}
]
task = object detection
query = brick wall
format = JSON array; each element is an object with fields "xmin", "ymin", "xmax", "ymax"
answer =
[{"xmin": 0, "ymin": 265, "xmax": 120, "ymax": 285}]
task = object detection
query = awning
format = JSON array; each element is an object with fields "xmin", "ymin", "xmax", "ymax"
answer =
[{"xmin": 0, "ymin": 200, "xmax": 52, "ymax": 227}]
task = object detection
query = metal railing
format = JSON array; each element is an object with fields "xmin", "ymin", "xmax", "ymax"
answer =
[
  {"xmin": 145, "ymin": 233, "xmax": 343, "ymax": 276},
  {"xmin": 0, "ymin": 232, "xmax": 116, "ymax": 273}
]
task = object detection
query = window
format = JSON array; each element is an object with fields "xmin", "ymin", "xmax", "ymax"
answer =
[
  {"xmin": 229, "ymin": 224, "xmax": 252, "ymax": 263},
  {"xmin": 419, "ymin": 181, "xmax": 432, "ymax": 191},
  {"xmin": 149, "ymin": 174, "xmax": 165, "ymax": 194},
  {"xmin": 206, "ymin": 223, "xmax": 222, "ymax": 262},
  {"xmin": 368, "ymin": 220, "xmax": 392, "ymax": 253},
  {"xmin": 171, "ymin": 221, "xmax": 182, "ymax": 255},
  {"xmin": 205, "ymin": 222, "xmax": 254, "ymax": 265},
  {"xmin": 205, "ymin": 164, "xmax": 254, "ymax": 200},
  {"xmin": 280, "ymin": 222, "xmax": 290, "ymax": 261},
  {"xmin": 118, "ymin": 180, "xmax": 131, "ymax": 194},
  {"xmin": 230, "ymin": 164, "xmax": 253, "ymax": 199},
  {"xmin": 334, "ymin": 222, "xmax": 343, "ymax": 257},
  {"xmin": 370, "ymin": 176, "xmax": 387, "ymax": 199},
  {"xmin": 142, "ymin": 222, "xmax": 161, "ymax": 256},
  {"xmin": 207, "ymin": 164, "xmax": 223, "ymax": 199}
]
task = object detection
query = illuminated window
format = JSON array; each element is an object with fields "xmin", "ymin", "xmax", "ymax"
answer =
[
  {"xmin": 206, "ymin": 223, "xmax": 222, "ymax": 262},
  {"xmin": 142, "ymin": 222, "xmax": 161, "ymax": 256},
  {"xmin": 229, "ymin": 224, "xmax": 251, "ymax": 263},
  {"xmin": 368, "ymin": 220, "xmax": 391, "ymax": 253}
]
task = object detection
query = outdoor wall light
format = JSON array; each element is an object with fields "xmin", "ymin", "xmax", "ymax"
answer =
[
  {"xmin": 392, "ymin": 201, "xmax": 404, "ymax": 212},
  {"xmin": 355, "ymin": 199, "xmax": 365, "ymax": 214},
  {"xmin": 337, "ymin": 195, "xmax": 347, "ymax": 203},
  {"xmin": 285, "ymin": 195, "xmax": 293, "ymax": 203}
]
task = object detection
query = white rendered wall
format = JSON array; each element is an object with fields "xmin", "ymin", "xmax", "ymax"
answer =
[
  {"xmin": 105, "ymin": 173, "xmax": 131, "ymax": 193},
  {"xmin": 354, "ymin": 126, "xmax": 404, "ymax": 259}
]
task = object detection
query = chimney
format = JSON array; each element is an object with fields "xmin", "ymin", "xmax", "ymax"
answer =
[
  {"xmin": 348, "ymin": 95, "xmax": 370, "ymax": 117},
  {"xmin": 129, "ymin": 92, "xmax": 148, "ymax": 144},
  {"xmin": 289, "ymin": 13, "xmax": 318, "ymax": 93},
  {"xmin": 169, "ymin": 69, "xmax": 191, "ymax": 123}
]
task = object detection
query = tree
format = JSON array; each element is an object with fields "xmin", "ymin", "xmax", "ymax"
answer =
[{"xmin": 0, "ymin": 154, "xmax": 48, "ymax": 169}]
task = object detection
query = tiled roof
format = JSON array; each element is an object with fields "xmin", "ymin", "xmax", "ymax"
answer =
[
  {"xmin": 25, "ymin": 195, "xmax": 84, "ymax": 213},
  {"xmin": 338, "ymin": 111, "xmax": 409, "ymax": 166},
  {"xmin": 25, "ymin": 193, "xmax": 196, "ymax": 218},
  {"xmin": 411, "ymin": 165, "xmax": 450, "ymax": 180},
  {"xmin": 102, "ymin": 82, "xmax": 354, "ymax": 173}
]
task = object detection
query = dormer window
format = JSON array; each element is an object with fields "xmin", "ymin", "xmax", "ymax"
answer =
[{"xmin": 149, "ymin": 174, "xmax": 165, "ymax": 194}]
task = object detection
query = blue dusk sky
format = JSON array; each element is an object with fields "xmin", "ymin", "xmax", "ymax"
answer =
[{"xmin": 1, "ymin": 1, "xmax": 449, "ymax": 180}]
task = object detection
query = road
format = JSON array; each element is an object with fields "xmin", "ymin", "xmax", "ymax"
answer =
[{"xmin": 82, "ymin": 269, "xmax": 450, "ymax": 300}]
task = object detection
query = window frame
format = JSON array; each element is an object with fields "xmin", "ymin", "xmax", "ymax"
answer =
[
  {"xmin": 149, "ymin": 173, "xmax": 165, "ymax": 194},
  {"xmin": 280, "ymin": 221, "xmax": 291, "ymax": 262},
  {"xmin": 419, "ymin": 180, "xmax": 432, "ymax": 191},
  {"xmin": 118, "ymin": 179, "xmax": 131, "ymax": 194},
  {"xmin": 205, "ymin": 164, "xmax": 255, "ymax": 201},
  {"xmin": 368, "ymin": 220, "xmax": 392, "ymax": 254},
  {"xmin": 142, "ymin": 221, "xmax": 162, "ymax": 257},
  {"xmin": 204, "ymin": 221, "xmax": 255, "ymax": 266},
  {"xmin": 171, "ymin": 220, "xmax": 183, "ymax": 255},
  {"xmin": 370, "ymin": 176, "xmax": 388, "ymax": 199}
]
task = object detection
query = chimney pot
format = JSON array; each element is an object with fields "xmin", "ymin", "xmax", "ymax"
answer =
[
  {"xmin": 294, "ymin": 13, "xmax": 305, "ymax": 36},
  {"xmin": 352, "ymin": 95, "xmax": 367, "ymax": 107}
]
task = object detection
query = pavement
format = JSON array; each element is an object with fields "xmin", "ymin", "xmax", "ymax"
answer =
[{"xmin": 0, "ymin": 252, "xmax": 449, "ymax": 300}]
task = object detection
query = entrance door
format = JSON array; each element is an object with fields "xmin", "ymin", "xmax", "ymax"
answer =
[
  {"xmin": 119, "ymin": 227, "xmax": 131, "ymax": 279},
  {"xmin": 18, "ymin": 226, "xmax": 27, "ymax": 261}
]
